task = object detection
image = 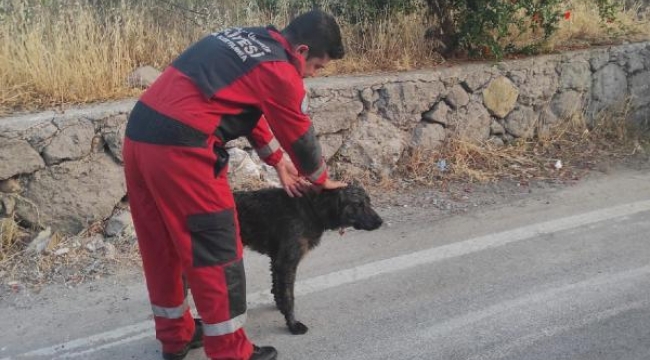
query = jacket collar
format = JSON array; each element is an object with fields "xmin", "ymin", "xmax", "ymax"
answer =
[{"xmin": 267, "ymin": 25, "xmax": 305, "ymax": 77}]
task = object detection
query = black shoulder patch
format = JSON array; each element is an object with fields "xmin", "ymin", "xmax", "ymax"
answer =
[{"xmin": 172, "ymin": 27, "xmax": 288, "ymax": 98}]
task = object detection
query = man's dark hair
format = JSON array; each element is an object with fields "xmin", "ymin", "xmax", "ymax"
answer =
[{"xmin": 281, "ymin": 10, "xmax": 345, "ymax": 60}]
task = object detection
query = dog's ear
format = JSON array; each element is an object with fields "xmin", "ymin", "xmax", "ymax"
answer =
[{"xmin": 349, "ymin": 179, "xmax": 361, "ymax": 188}]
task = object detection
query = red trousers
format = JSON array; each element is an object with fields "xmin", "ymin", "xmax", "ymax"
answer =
[{"xmin": 123, "ymin": 135, "xmax": 253, "ymax": 360}]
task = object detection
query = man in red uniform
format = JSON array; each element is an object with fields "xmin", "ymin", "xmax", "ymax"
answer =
[{"xmin": 122, "ymin": 10, "xmax": 347, "ymax": 360}]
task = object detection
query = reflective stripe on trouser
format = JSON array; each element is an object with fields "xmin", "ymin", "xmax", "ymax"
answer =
[
  {"xmin": 152, "ymin": 300, "xmax": 190, "ymax": 319},
  {"xmin": 204, "ymin": 313, "xmax": 247, "ymax": 336},
  {"xmin": 123, "ymin": 137, "xmax": 253, "ymax": 360}
]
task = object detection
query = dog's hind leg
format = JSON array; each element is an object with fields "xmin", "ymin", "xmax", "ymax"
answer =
[{"xmin": 273, "ymin": 261, "xmax": 308, "ymax": 335}]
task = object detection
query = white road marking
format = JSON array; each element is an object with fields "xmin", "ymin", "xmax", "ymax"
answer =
[
  {"xmin": 345, "ymin": 264, "xmax": 650, "ymax": 359},
  {"xmin": 3, "ymin": 199, "xmax": 650, "ymax": 360},
  {"xmin": 424, "ymin": 265, "xmax": 650, "ymax": 342}
]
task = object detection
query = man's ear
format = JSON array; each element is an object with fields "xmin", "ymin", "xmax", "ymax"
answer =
[{"xmin": 295, "ymin": 44, "xmax": 309, "ymax": 57}]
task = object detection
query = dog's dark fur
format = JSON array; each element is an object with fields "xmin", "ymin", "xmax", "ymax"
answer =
[{"xmin": 234, "ymin": 184, "xmax": 383, "ymax": 335}]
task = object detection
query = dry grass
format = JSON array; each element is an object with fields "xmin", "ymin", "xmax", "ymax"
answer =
[
  {"xmin": 322, "ymin": 12, "xmax": 441, "ymax": 75},
  {"xmin": 547, "ymin": 0, "xmax": 650, "ymax": 49},
  {"xmin": 399, "ymin": 103, "xmax": 649, "ymax": 185},
  {"xmin": 0, "ymin": 217, "xmax": 26, "ymax": 264},
  {"xmin": 0, "ymin": 0, "xmax": 648, "ymax": 115},
  {"xmin": 0, "ymin": 1, "xmax": 201, "ymax": 114}
]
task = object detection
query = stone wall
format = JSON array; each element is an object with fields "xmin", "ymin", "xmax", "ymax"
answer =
[{"xmin": 1, "ymin": 42, "xmax": 649, "ymax": 235}]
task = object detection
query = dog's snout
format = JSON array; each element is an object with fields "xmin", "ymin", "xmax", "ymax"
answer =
[
  {"xmin": 365, "ymin": 210, "xmax": 383, "ymax": 230},
  {"xmin": 371, "ymin": 215, "xmax": 383, "ymax": 229}
]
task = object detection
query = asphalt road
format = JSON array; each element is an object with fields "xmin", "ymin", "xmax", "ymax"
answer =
[{"xmin": 1, "ymin": 169, "xmax": 650, "ymax": 360}]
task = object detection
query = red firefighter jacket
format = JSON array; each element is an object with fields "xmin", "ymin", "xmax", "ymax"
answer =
[{"xmin": 126, "ymin": 26, "xmax": 328, "ymax": 184}]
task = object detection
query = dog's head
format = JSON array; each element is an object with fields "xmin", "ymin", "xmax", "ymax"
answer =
[{"xmin": 313, "ymin": 182, "xmax": 383, "ymax": 231}]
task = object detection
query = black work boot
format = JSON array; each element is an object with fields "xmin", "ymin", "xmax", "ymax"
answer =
[
  {"xmin": 250, "ymin": 345, "xmax": 278, "ymax": 360},
  {"xmin": 162, "ymin": 318, "xmax": 204, "ymax": 360}
]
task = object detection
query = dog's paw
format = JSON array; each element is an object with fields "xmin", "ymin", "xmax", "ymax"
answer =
[{"xmin": 288, "ymin": 321, "xmax": 309, "ymax": 335}]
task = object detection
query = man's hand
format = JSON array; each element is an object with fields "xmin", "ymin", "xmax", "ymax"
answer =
[
  {"xmin": 274, "ymin": 158, "xmax": 312, "ymax": 197},
  {"xmin": 314, "ymin": 178, "xmax": 348, "ymax": 192}
]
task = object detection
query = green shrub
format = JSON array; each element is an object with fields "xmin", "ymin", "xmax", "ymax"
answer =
[{"xmin": 426, "ymin": 0, "xmax": 621, "ymax": 59}]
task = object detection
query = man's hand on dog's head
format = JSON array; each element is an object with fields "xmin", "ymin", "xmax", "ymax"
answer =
[
  {"xmin": 275, "ymin": 158, "xmax": 347, "ymax": 197},
  {"xmin": 313, "ymin": 179, "xmax": 348, "ymax": 193}
]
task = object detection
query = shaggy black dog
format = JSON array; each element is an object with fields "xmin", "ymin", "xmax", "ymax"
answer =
[{"xmin": 234, "ymin": 184, "xmax": 383, "ymax": 335}]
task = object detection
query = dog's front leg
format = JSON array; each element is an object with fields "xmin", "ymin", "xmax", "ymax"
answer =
[
  {"xmin": 274, "ymin": 262, "xmax": 308, "ymax": 335},
  {"xmin": 270, "ymin": 259, "xmax": 283, "ymax": 311}
]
